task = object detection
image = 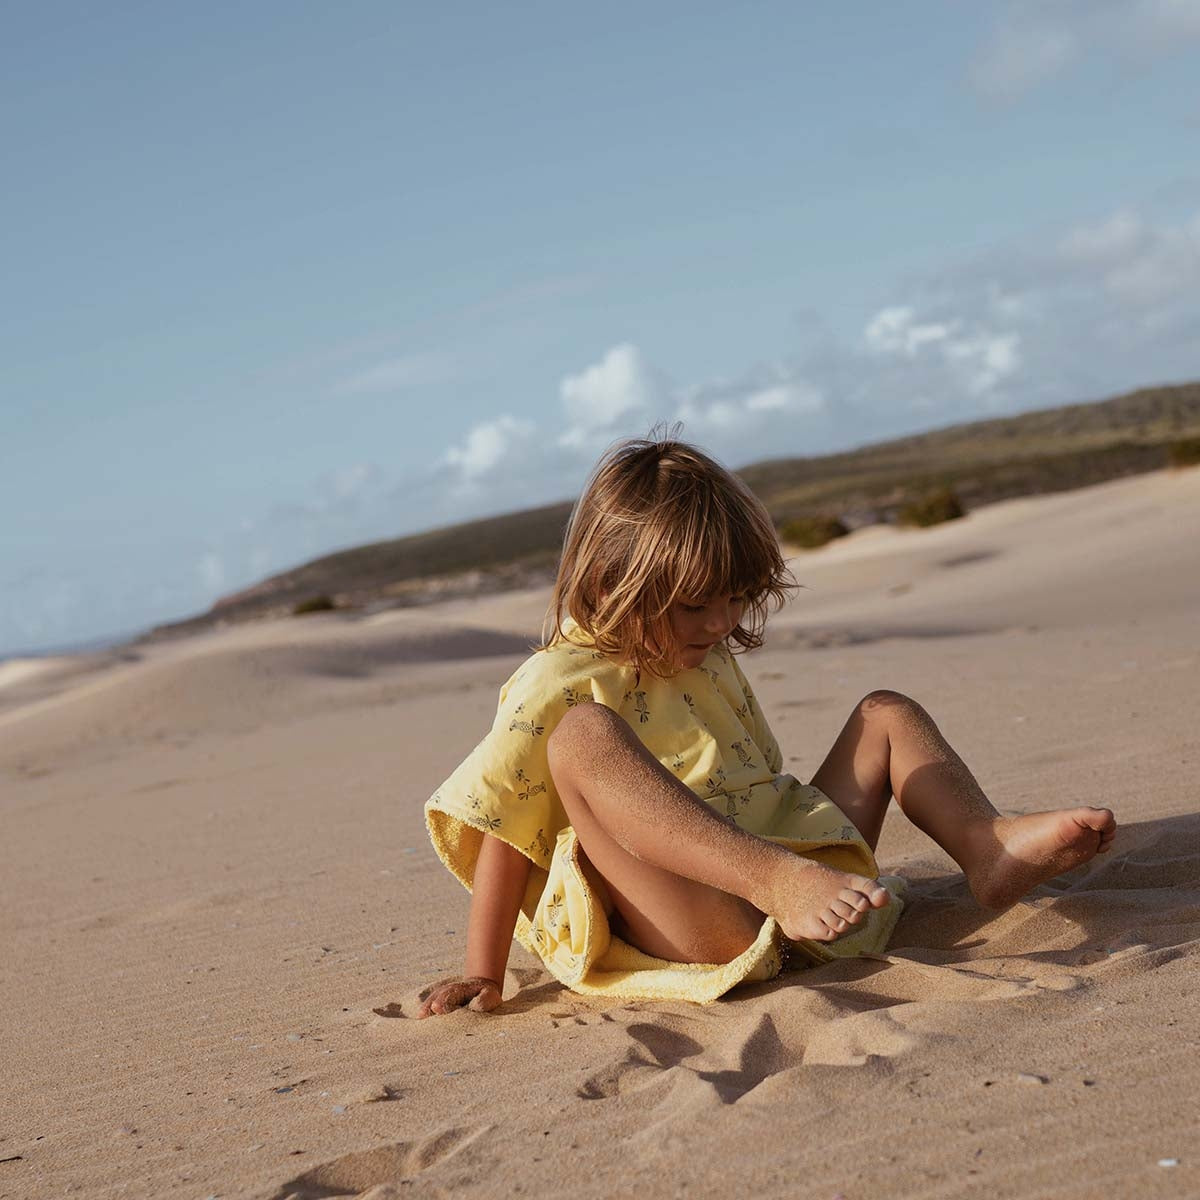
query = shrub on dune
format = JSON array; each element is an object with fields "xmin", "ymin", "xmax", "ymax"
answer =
[
  {"xmin": 293, "ymin": 595, "xmax": 337, "ymax": 615},
  {"xmin": 1167, "ymin": 437, "xmax": 1200, "ymax": 468},
  {"xmin": 898, "ymin": 488, "xmax": 965, "ymax": 528},
  {"xmin": 778, "ymin": 514, "xmax": 850, "ymax": 550}
]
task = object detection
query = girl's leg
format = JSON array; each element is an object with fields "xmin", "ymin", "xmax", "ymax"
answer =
[
  {"xmin": 547, "ymin": 702, "xmax": 889, "ymax": 962},
  {"xmin": 810, "ymin": 690, "xmax": 1117, "ymax": 907}
]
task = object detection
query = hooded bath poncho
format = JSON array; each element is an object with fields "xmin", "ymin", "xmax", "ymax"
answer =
[{"xmin": 425, "ymin": 619, "xmax": 904, "ymax": 1003}]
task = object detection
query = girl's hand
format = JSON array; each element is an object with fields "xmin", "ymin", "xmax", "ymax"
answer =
[{"xmin": 416, "ymin": 976, "xmax": 502, "ymax": 1018}]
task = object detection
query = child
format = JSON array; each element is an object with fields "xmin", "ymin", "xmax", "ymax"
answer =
[{"xmin": 420, "ymin": 435, "xmax": 1116, "ymax": 1016}]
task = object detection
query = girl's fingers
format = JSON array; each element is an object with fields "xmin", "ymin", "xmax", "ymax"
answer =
[
  {"xmin": 439, "ymin": 985, "xmax": 469, "ymax": 1013},
  {"xmin": 417, "ymin": 984, "xmax": 459, "ymax": 1018},
  {"xmin": 468, "ymin": 983, "xmax": 501, "ymax": 1013},
  {"xmin": 417, "ymin": 979, "xmax": 497, "ymax": 1018}
]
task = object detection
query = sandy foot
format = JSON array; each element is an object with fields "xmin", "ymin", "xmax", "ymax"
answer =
[
  {"xmin": 967, "ymin": 806, "xmax": 1117, "ymax": 909},
  {"xmin": 776, "ymin": 860, "xmax": 891, "ymax": 942}
]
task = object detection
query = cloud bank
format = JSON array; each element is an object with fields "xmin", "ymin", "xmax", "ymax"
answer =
[{"xmin": 434, "ymin": 203, "xmax": 1198, "ymax": 505}]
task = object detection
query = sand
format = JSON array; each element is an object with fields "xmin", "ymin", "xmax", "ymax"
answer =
[{"xmin": 2, "ymin": 467, "xmax": 1198, "ymax": 1199}]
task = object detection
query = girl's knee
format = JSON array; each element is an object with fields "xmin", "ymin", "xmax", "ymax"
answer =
[
  {"xmin": 547, "ymin": 701, "xmax": 622, "ymax": 772},
  {"xmin": 858, "ymin": 689, "xmax": 926, "ymax": 724}
]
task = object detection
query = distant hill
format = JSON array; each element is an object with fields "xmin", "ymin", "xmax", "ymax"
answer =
[
  {"xmin": 740, "ymin": 379, "xmax": 1200, "ymax": 520},
  {"xmin": 143, "ymin": 380, "xmax": 1200, "ymax": 642}
]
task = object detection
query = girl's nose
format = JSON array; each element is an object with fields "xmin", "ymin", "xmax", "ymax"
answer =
[{"xmin": 706, "ymin": 603, "xmax": 734, "ymax": 634}]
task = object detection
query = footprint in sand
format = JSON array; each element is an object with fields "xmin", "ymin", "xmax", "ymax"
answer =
[
  {"xmin": 576, "ymin": 1023, "xmax": 703, "ymax": 1101},
  {"xmin": 689, "ymin": 1014, "xmax": 792, "ymax": 1104},
  {"xmin": 801, "ymin": 1005, "xmax": 918, "ymax": 1069},
  {"xmin": 576, "ymin": 1015, "xmax": 792, "ymax": 1106},
  {"xmin": 267, "ymin": 1125, "xmax": 489, "ymax": 1199}
]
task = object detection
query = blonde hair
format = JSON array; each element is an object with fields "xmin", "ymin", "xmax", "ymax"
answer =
[{"xmin": 541, "ymin": 431, "xmax": 796, "ymax": 679}]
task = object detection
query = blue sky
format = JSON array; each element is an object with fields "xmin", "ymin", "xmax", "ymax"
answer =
[{"xmin": 4, "ymin": 1, "xmax": 1199, "ymax": 656}]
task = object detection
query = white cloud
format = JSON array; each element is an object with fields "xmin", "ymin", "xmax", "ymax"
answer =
[
  {"xmin": 1056, "ymin": 208, "xmax": 1200, "ymax": 305},
  {"xmin": 675, "ymin": 396, "xmax": 743, "ymax": 432},
  {"xmin": 942, "ymin": 332, "xmax": 1023, "ymax": 396},
  {"xmin": 744, "ymin": 382, "xmax": 824, "ymax": 413},
  {"xmin": 670, "ymin": 374, "xmax": 828, "ymax": 459},
  {"xmin": 864, "ymin": 307, "xmax": 956, "ymax": 357},
  {"xmin": 743, "ymin": 387, "xmax": 789, "ymax": 412},
  {"xmin": 863, "ymin": 303, "xmax": 1022, "ymax": 399},
  {"xmin": 970, "ymin": 20, "xmax": 1078, "ymax": 101},
  {"xmin": 432, "ymin": 345, "xmax": 832, "ymax": 505},
  {"xmin": 443, "ymin": 415, "xmax": 536, "ymax": 482},
  {"xmin": 855, "ymin": 203, "xmax": 1200, "ymax": 418},
  {"xmin": 1059, "ymin": 210, "xmax": 1147, "ymax": 265},
  {"xmin": 557, "ymin": 343, "xmax": 662, "ymax": 450},
  {"xmin": 969, "ymin": 0, "xmax": 1200, "ymax": 100},
  {"xmin": 1125, "ymin": 0, "xmax": 1200, "ymax": 46}
]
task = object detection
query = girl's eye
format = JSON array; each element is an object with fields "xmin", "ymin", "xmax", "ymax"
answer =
[{"xmin": 681, "ymin": 595, "xmax": 746, "ymax": 613}]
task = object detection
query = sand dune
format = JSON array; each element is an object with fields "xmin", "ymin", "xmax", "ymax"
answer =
[{"xmin": 2, "ymin": 469, "xmax": 1198, "ymax": 1199}]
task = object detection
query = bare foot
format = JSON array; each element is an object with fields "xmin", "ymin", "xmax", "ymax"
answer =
[
  {"xmin": 771, "ymin": 858, "xmax": 890, "ymax": 943},
  {"xmin": 966, "ymin": 807, "xmax": 1117, "ymax": 909}
]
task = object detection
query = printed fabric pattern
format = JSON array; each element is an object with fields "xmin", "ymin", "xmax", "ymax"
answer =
[{"xmin": 424, "ymin": 619, "xmax": 904, "ymax": 1003}]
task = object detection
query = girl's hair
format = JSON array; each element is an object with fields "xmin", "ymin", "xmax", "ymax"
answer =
[{"xmin": 541, "ymin": 430, "xmax": 796, "ymax": 678}]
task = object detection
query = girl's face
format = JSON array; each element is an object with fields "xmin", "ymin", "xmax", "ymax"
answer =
[{"xmin": 666, "ymin": 592, "xmax": 746, "ymax": 669}]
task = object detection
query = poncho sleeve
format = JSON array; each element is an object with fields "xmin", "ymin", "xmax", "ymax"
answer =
[
  {"xmin": 424, "ymin": 645, "xmax": 629, "ymax": 917},
  {"xmin": 727, "ymin": 650, "xmax": 784, "ymax": 774}
]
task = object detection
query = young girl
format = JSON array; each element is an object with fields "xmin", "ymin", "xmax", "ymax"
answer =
[{"xmin": 420, "ymin": 435, "xmax": 1116, "ymax": 1015}]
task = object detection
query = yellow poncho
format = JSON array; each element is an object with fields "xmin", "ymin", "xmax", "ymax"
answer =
[{"xmin": 425, "ymin": 621, "xmax": 904, "ymax": 1003}]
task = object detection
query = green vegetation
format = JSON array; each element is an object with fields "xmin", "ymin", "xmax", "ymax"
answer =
[
  {"xmin": 1168, "ymin": 436, "xmax": 1200, "ymax": 468},
  {"xmin": 897, "ymin": 488, "xmax": 965, "ymax": 528},
  {"xmin": 292, "ymin": 595, "xmax": 337, "ymax": 615},
  {"xmin": 778, "ymin": 514, "xmax": 850, "ymax": 549}
]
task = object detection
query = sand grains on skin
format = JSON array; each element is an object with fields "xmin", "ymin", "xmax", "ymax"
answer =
[{"xmin": 966, "ymin": 806, "xmax": 1118, "ymax": 910}]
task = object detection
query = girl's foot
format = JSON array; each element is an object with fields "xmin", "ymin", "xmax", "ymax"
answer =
[
  {"xmin": 772, "ymin": 859, "xmax": 891, "ymax": 943},
  {"xmin": 965, "ymin": 807, "xmax": 1117, "ymax": 909}
]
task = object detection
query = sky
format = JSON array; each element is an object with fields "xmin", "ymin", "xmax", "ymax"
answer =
[{"xmin": 3, "ymin": 1, "xmax": 1199, "ymax": 657}]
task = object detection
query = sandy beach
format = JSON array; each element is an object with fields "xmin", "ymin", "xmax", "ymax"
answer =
[{"xmin": 3, "ymin": 466, "xmax": 1198, "ymax": 1200}]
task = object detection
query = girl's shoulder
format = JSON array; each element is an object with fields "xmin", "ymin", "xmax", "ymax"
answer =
[{"xmin": 499, "ymin": 634, "xmax": 632, "ymax": 712}]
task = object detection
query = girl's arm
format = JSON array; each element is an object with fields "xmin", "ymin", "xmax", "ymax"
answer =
[
  {"xmin": 418, "ymin": 833, "xmax": 532, "ymax": 1017},
  {"xmin": 465, "ymin": 833, "xmax": 532, "ymax": 983}
]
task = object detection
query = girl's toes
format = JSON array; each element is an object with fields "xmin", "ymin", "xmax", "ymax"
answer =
[
  {"xmin": 830, "ymin": 898, "xmax": 858, "ymax": 922},
  {"xmin": 839, "ymin": 888, "xmax": 870, "ymax": 913}
]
